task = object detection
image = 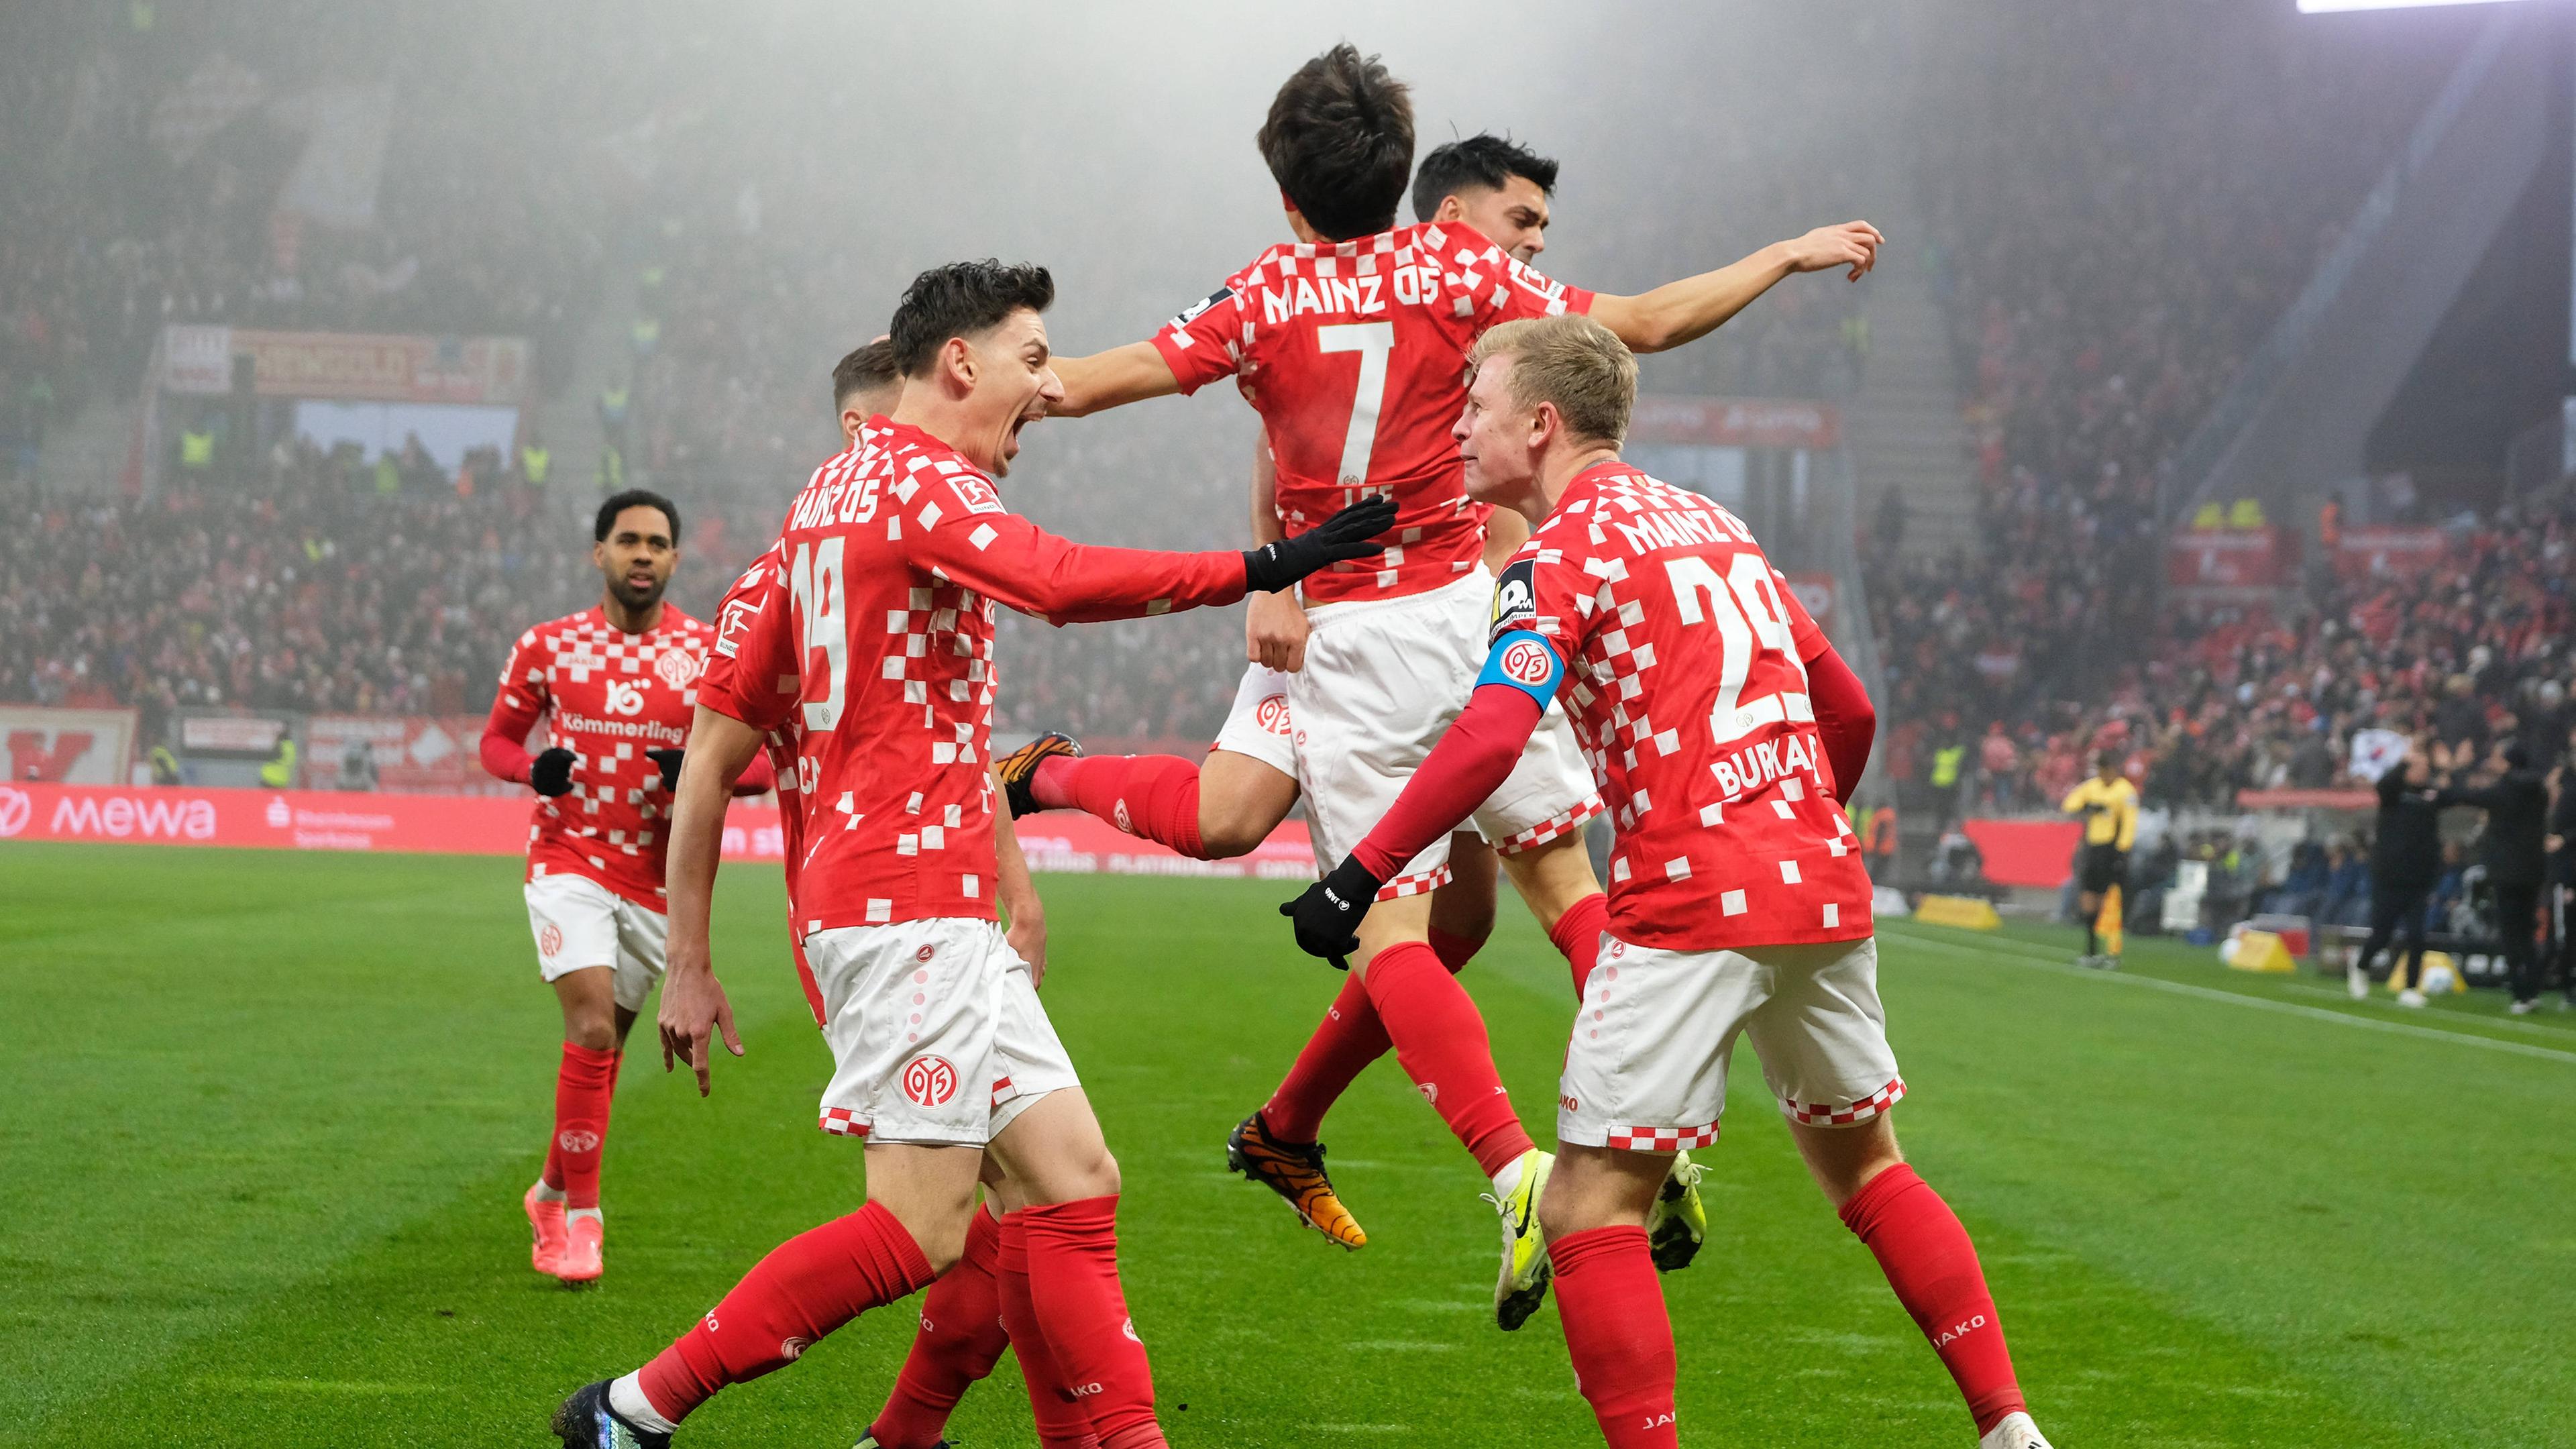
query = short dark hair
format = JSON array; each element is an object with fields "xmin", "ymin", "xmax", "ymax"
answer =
[
  {"xmin": 595, "ymin": 488, "xmax": 680, "ymax": 543},
  {"xmin": 832, "ymin": 338, "xmax": 900, "ymax": 408},
  {"xmin": 888, "ymin": 261, "xmax": 1056, "ymax": 378},
  {"xmin": 1256, "ymin": 44, "xmax": 1413, "ymax": 241},
  {"xmin": 1411, "ymin": 133, "xmax": 1558, "ymax": 223}
]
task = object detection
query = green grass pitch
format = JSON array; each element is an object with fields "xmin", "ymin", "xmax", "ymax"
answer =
[{"xmin": 5, "ymin": 841, "xmax": 2574, "ymax": 1446}]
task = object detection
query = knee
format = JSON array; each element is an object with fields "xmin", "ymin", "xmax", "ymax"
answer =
[
  {"xmin": 1195, "ymin": 817, "xmax": 1265, "ymax": 859},
  {"xmin": 1067, "ymin": 1145, "xmax": 1122, "ymax": 1201},
  {"xmin": 908, "ymin": 1203, "xmax": 977, "ymax": 1277},
  {"xmin": 563, "ymin": 1010, "xmax": 618, "ymax": 1054}
]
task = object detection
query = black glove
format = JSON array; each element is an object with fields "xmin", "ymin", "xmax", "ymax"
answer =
[
  {"xmin": 1242, "ymin": 494, "xmax": 1399, "ymax": 595},
  {"xmin": 528, "ymin": 747, "xmax": 577, "ymax": 797},
  {"xmin": 645, "ymin": 747, "xmax": 685, "ymax": 792},
  {"xmin": 1279, "ymin": 855, "xmax": 1387, "ymax": 969}
]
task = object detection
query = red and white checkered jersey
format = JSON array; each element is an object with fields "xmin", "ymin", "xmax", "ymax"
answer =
[
  {"xmin": 1492, "ymin": 461, "xmax": 1872, "ymax": 951},
  {"xmin": 488, "ymin": 605, "xmax": 718, "ymax": 908},
  {"xmin": 700, "ymin": 419, "xmax": 1252, "ymax": 934},
  {"xmin": 1150, "ymin": 221, "xmax": 1593, "ymax": 604},
  {"xmin": 704, "ymin": 540, "xmax": 830, "ymax": 1024}
]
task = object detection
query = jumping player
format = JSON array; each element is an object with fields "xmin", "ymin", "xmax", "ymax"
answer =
[
  {"xmin": 1283, "ymin": 315, "xmax": 2050, "ymax": 1449},
  {"xmin": 549, "ymin": 260, "xmax": 1394, "ymax": 1448},
  {"xmin": 481, "ymin": 489, "xmax": 775, "ymax": 1285},
  {"xmin": 1012, "ymin": 44, "xmax": 1880, "ymax": 1324}
]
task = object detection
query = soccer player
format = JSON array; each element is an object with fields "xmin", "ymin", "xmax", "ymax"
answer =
[
  {"xmin": 1011, "ymin": 44, "xmax": 1880, "ymax": 1322},
  {"xmin": 2059, "ymin": 751, "xmax": 2137, "ymax": 968},
  {"xmin": 1283, "ymin": 315, "xmax": 2051, "ymax": 1449},
  {"xmin": 480, "ymin": 489, "xmax": 775, "ymax": 1285},
  {"xmin": 549, "ymin": 260, "xmax": 1395, "ymax": 1449}
]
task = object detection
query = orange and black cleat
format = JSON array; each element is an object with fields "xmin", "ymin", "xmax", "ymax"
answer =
[
  {"xmin": 993, "ymin": 731, "xmax": 1082, "ymax": 818},
  {"xmin": 1227, "ymin": 1110, "xmax": 1367, "ymax": 1251}
]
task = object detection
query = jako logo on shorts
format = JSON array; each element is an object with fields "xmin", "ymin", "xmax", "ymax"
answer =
[{"xmin": 902, "ymin": 1055, "xmax": 959, "ymax": 1107}]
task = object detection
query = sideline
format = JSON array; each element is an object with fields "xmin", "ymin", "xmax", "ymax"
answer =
[{"xmin": 1880, "ymin": 920, "xmax": 2576, "ymax": 1067}]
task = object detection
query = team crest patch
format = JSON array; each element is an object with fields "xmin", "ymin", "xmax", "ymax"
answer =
[
  {"xmin": 539, "ymin": 922, "xmax": 563, "ymax": 958},
  {"xmin": 655, "ymin": 649, "xmax": 700, "ymax": 686},
  {"xmin": 1499, "ymin": 638, "xmax": 1554, "ymax": 687},
  {"xmin": 1255, "ymin": 694, "xmax": 1292, "ymax": 735},
  {"xmin": 556, "ymin": 1128, "xmax": 600, "ymax": 1153},
  {"xmin": 902, "ymin": 1054, "xmax": 960, "ymax": 1107}
]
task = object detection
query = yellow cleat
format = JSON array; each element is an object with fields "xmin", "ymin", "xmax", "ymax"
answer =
[
  {"xmin": 1646, "ymin": 1150, "xmax": 1707, "ymax": 1272},
  {"xmin": 1226, "ymin": 1111, "xmax": 1367, "ymax": 1250},
  {"xmin": 1487, "ymin": 1148, "xmax": 1553, "ymax": 1330}
]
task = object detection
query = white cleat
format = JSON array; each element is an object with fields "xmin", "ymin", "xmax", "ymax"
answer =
[
  {"xmin": 2346, "ymin": 963, "xmax": 2369, "ymax": 1000},
  {"xmin": 2396, "ymin": 989, "xmax": 2426, "ymax": 1009},
  {"xmin": 1978, "ymin": 1411, "xmax": 2055, "ymax": 1449}
]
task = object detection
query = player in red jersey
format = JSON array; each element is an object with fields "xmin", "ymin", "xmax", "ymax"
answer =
[
  {"xmin": 1007, "ymin": 44, "xmax": 1879, "ymax": 1325},
  {"xmin": 549, "ymin": 261, "xmax": 1393, "ymax": 1449},
  {"xmin": 710, "ymin": 339, "xmax": 1099, "ymax": 1449},
  {"xmin": 1283, "ymin": 316, "xmax": 2052, "ymax": 1449},
  {"xmin": 480, "ymin": 489, "xmax": 775, "ymax": 1285}
]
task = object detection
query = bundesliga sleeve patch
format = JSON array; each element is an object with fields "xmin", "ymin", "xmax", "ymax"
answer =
[
  {"xmin": 1489, "ymin": 557, "xmax": 1538, "ymax": 641},
  {"xmin": 1477, "ymin": 630, "xmax": 1564, "ymax": 707},
  {"xmin": 1165, "ymin": 286, "xmax": 1233, "ymax": 332}
]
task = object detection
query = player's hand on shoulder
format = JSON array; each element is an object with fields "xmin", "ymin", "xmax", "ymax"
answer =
[
  {"xmin": 1246, "ymin": 589, "xmax": 1311, "ymax": 672},
  {"xmin": 529, "ymin": 746, "xmax": 577, "ymax": 797},
  {"xmin": 1242, "ymin": 494, "xmax": 1399, "ymax": 593},
  {"xmin": 1784, "ymin": 221, "xmax": 1884, "ymax": 281},
  {"xmin": 1281, "ymin": 856, "xmax": 1385, "ymax": 968},
  {"xmin": 645, "ymin": 747, "xmax": 684, "ymax": 793}
]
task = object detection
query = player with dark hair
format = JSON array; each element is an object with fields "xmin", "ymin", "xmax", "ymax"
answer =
[
  {"xmin": 1412, "ymin": 132, "xmax": 1559, "ymax": 256},
  {"xmin": 1013, "ymin": 43, "xmax": 1879, "ymax": 1324},
  {"xmin": 481, "ymin": 487, "xmax": 774, "ymax": 1285},
  {"xmin": 550, "ymin": 260, "xmax": 1395, "ymax": 1449},
  {"xmin": 833, "ymin": 336, "xmax": 904, "ymax": 443},
  {"xmin": 1282, "ymin": 314, "xmax": 2051, "ymax": 1449}
]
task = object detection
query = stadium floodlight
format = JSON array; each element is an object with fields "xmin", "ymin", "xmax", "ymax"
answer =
[{"xmin": 2296, "ymin": 0, "xmax": 2526, "ymax": 12}]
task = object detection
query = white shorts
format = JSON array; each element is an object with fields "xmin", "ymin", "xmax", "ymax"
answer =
[
  {"xmin": 1211, "ymin": 663, "xmax": 1299, "ymax": 777},
  {"xmin": 806, "ymin": 917, "xmax": 1081, "ymax": 1147},
  {"xmin": 1289, "ymin": 570, "xmax": 1603, "ymax": 899},
  {"xmin": 1558, "ymin": 934, "xmax": 1903, "ymax": 1152},
  {"xmin": 525, "ymin": 872, "xmax": 669, "ymax": 1012}
]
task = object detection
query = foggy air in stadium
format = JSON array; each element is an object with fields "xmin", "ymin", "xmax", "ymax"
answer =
[{"xmin": 7, "ymin": 3, "xmax": 2575, "ymax": 1446}]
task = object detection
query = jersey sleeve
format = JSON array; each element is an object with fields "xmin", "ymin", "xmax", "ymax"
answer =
[
  {"xmin": 1145, "ymin": 280, "xmax": 1248, "ymax": 396},
  {"xmin": 479, "ymin": 629, "xmax": 548, "ymax": 783},
  {"xmin": 903, "ymin": 470, "xmax": 1250, "ymax": 625},
  {"xmin": 1446, "ymin": 237, "xmax": 1596, "ymax": 330},
  {"xmin": 700, "ymin": 561, "xmax": 798, "ymax": 733},
  {"xmin": 1487, "ymin": 541, "xmax": 1595, "ymax": 667}
]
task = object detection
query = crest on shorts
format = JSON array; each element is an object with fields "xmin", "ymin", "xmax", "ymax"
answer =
[
  {"xmin": 655, "ymin": 649, "xmax": 700, "ymax": 687},
  {"xmin": 1491, "ymin": 558, "xmax": 1538, "ymax": 640},
  {"xmin": 539, "ymin": 921, "xmax": 563, "ymax": 958},
  {"xmin": 902, "ymin": 1054, "xmax": 959, "ymax": 1107},
  {"xmin": 1256, "ymin": 694, "xmax": 1293, "ymax": 736}
]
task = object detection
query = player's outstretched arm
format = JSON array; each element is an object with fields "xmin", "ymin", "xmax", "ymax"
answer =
[
  {"xmin": 918, "ymin": 490, "xmax": 1395, "ymax": 625},
  {"xmin": 1283, "ymin": 657, "xmax": 1553, "ymax": 963},
  {"xmin": 659, "ymin": 704, "xmax": 764, "ymax": 1096},
  {"xmin": 1589, "ymin": 221, "xmax": 1884, "ymax": 354},
  {"xmin": 1049, "ymin": 341, "xmax": 1181, "ymax": 418}
]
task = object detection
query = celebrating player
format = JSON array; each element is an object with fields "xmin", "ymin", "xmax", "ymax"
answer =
[
  {"xmin": 1282, "ymin": 315, "xmax": 2050, "ymax": 1449},
  {"xmin": 480, "ymin": 490, "xmax": 775, "ymax": 1285},
  {"xmin": 1006, "ymin": 44, "xmax": 1880, "ymax": 1325},
  {"xmin": 2059, "ymin": 751, "xmax": 2137, "ymax": 968},
  {"xmin": 550, "ymin": 260, "xmax": 1395, "ymax": 1449}
]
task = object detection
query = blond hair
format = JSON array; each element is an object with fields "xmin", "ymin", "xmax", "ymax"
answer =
[{"xmin": 1468, "ymin": 314, "xmax": 1636, "ymax": 446}]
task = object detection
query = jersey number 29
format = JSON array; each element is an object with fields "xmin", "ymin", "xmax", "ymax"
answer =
[{"xmin": 1664, "ymin": 553, "xmax": 1813, "ymax": 747}]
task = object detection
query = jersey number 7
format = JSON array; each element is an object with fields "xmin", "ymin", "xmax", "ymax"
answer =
[
  {"xmin": 1664, "ymin": 553, "xmax": 1813, "ymax": 748},
  {"xmin": 1316, "ymin": 321, "xmax": 1393, "ymax": 489}
]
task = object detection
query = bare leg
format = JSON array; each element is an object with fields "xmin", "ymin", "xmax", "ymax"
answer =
[{"xmin": 1196, "ymin": 749, "xmax": 1302, "ymax": 859}]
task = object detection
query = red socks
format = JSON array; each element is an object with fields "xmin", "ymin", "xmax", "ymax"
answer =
[
  {"xmin": 1020, "ymin": 1196, "xmax": 1165, "ymax": 1449},
  {"xmin": 1361, "ymin": 942, "xmax": 1536, "ymax": 1178},
  {"xmin": 1839, "ymin": 1165, "xmax": 2027, "ymax": 1435},
  {"xmin": 996, "ymin": 1213, "xmax": 1108, "ymax": 1449},
  {"xmin": 1548, "ymin": 893, "xmax": 1610, "ymax": 997},
  {"xmin": 1428, "ymin": 926, "xmax": 1483, "ymax": 971},
  {"xmin": 545, "ymin": 1042, "xmax": 618, "ymax": 1208},
  {"xmin": 1263, "ymin": 972, "xmax": 1393, "ymax": 1143},
  {"xmin": 637, "ymin": 1199, "xmax": 936, "ymax": 1424},
  {"xmin": 1031, "ymin": 755, "xmax": 1208, "ymax": 859},
  {"xmin": 869, "ymin": 1210, "xmax": 1012, "ymax": 1449},
  {"xmin": 1552, "ymin": 1225, "xmax": 1678, "ymax": 1449}
]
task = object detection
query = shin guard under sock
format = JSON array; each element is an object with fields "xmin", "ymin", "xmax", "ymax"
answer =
[
  {"xmin": 1360, "ymin": 942, "xmax": 1535, "ymax": 1177},
  {"xmin": 1551, "ymin": 1224, "xmax": 1678, "ymax": 1448},
  {"xmin": 1839, "ymin": 1165, "xmax": 2027, "ymax": 1434},
  {"xmin": 1262, "ymin": 971, "xmax": 1392, "ymax": 1143},
  {"xmin": 1020, "ymin": 1196, "xmax": 1165, "ymax": 1449},
  {"xmin": 549, "ymin": 1042, "xmax": 617, "ymax": 1208},
  {"xmin": 1031, "ymin": 755, "xmax": 1208, "ymax": 859},
  {"xmin": 869, "ymin": 1209, "xmax": 1011, "ymax": 1448}
]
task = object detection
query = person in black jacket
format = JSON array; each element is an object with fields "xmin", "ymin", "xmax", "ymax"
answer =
[
  {"xmin": 2441, "ymin": 740, "xmax": 2551, "ymax": 1012},
  {"xmin": 2353, "ymin": 741, "xmax": 2443, "ymax": 1006},
  {"xmin": 2545, "ymin": 746, "xmax": 2575, "ymax": 1008}
]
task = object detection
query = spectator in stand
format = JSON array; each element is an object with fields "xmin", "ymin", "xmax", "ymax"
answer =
[{"xmin": 1976, "ymin": 720, "xmax": 2020, "ymax": 814}]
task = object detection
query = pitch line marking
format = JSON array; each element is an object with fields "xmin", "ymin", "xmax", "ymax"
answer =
[{"xmin": 1880, "ymin": 923, "xmax": 2576, "ymax": 1066}]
